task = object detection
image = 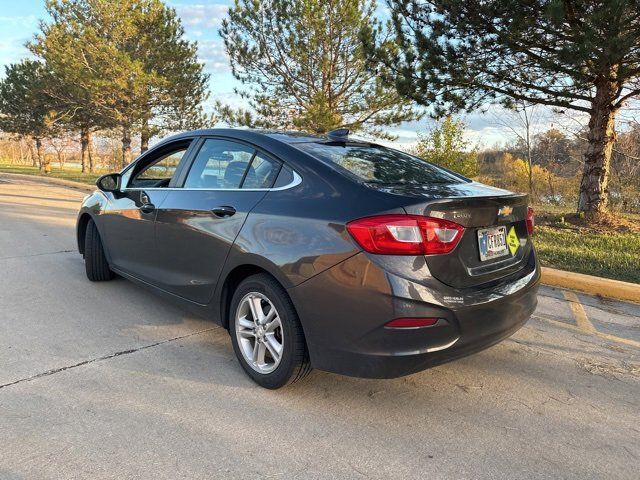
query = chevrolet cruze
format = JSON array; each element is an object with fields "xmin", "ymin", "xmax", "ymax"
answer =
[{"xmin": 77, "ymin": 128, "xmax": 539, "ymax": 388}]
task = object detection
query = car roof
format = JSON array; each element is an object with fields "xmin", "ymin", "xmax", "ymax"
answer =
[
  {"xmin": 159, "ymin": 128, "xmax": 373, "ymax": 146},
  {"xmin": 158, "ymin": 128, "xmax": 316, "ymax": 143}
]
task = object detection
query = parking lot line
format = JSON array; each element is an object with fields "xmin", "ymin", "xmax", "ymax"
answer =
[
  {"xmin": 532, "ymin": 314, "xmax": 640, "ymax": 349},
  {"xmin": 595, "ymin": 331, "xmax": 640, "ymax": 349},
  {"xmin": 562, "ymin": 290, "xmax": 596, "ymax": 333}
]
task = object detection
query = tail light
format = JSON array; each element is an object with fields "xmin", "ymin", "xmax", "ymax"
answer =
[
  {"xmin": 346, "ymin": 214, "xmax": 464, "ymax": 255},
  {"xmin": 526, "ymin": 207, "xmax": 535, "ymax": 235}
]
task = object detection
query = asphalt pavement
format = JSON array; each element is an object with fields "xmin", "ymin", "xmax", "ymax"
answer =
[{"xmin": 0, "ymin": 175, "xmax": 638, "ymax": 480}]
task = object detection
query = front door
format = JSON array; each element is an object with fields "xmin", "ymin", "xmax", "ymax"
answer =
[
  {"xmin": 154, "ymin": 138, "xmax": 282, "ymax": 304},
  {"xmin": 100, "ymin": 140, "xmax": 193, "ymax": 283}
]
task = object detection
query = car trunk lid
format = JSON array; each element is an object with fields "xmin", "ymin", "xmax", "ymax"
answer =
[{"xmin": 369, "ymin": 182, "xmax": 532, "ymax": 289}]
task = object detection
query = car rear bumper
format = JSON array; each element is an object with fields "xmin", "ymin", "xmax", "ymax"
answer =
[{"xmin": 288, "ymin": 250, "xmax": 540, "ymax": 379}]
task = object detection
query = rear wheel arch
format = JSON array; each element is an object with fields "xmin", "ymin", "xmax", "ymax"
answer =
[
  {"xmin": 220, "ymin": 264, "xmax": 275, "ymax": 330},
  {"xmin": 218, "ymin": 259, "xmax": 300, "ymax": 328},
  {"xmin": 228, "ymin": 271, "xmax": 312, "ymax": 388}
]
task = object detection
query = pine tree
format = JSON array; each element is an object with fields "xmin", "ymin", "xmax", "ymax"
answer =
[
  {"xmin": 365, "ymin": 0, "xmax": 640, "ymax": 213},
  {"xmin": 219, "ymin": 0, "xmax": 420, "ymax": 138},
  {"xmin": 0, "ymin": 60, "xmax": 55, "ymax": 172},
  {"xmin": 126, "ymin": 1, "xmax": 210, "ymax": 152},
  {"xmin": 32, "ymin": 0, "xmax": 210, "ymax": 167}
]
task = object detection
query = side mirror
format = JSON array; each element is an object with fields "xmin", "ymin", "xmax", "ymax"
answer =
[{"xmin": 96, "ymin": 173, "xmax": 121, "ymax": 193}]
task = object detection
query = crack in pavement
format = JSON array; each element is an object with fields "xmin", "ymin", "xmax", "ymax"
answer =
[
  {"xmin": 0, "ymin": 249, "xmax": 74, "ymax": 261},
  {"xmin": 0, "ymin": 327, "xmax": 217, "ymax": 390}
]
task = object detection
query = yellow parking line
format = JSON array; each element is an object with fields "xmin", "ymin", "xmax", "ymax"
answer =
[
  {"xmin": 596, "ymin": 331, "xmax": 640, "ymax": 349},
  {"xmin": 562, "ymin": 291, "xmax": 596, "ymax": 333},
  {"xmin": 531, "ymin": 315, "xmax": 640, "ymax": 349}
]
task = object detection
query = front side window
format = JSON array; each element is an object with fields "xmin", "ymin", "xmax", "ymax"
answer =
[
  {"xmin": 128, "ymin": 147, "xmax": 188, "ymax": 188},
  {"xmin": 294, "ymin": 142, "xmax": 467, "ymax": 185},
  {"xmin": 185, "ymin": 139, "xmax": 255, "ymax": 189}
]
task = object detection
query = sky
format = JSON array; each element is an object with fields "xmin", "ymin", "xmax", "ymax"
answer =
[{"xmin": 0, "ymin": 0, "xmax": 538, "ymax": 148}]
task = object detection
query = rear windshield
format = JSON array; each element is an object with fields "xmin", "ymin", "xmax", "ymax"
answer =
[{"xmin": 294, "ymin": 142, "xmax": 467, "ymax": 185}]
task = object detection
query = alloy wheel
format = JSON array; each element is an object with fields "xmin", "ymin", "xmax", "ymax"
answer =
[{"xmin": 235, "ymin": 292, "xmax": 284, "ymax": 374}]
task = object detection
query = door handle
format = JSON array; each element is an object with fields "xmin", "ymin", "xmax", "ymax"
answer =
[
  {"xmin": 211, "ymin": 206, "xmax": 236, "ymax": 218},
  {"xmin": 140, "ymin": 203, "xmax": 156, "ymax": 214}
]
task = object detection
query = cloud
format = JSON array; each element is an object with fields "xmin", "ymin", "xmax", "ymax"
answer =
[
  {"xmin": 0, "ymin": 38, "xmax": 33, "ymax": 77},
  {"xmin": 0, "ymin": 15, "xmax": 38, "ymax": 29},
  {"xmin": 173, "ymin": 3, "xmax": 229, "ymax": 29},
  {"xmin": 0, "ymin": 15, "xmax": 38, "ymax": 75},
  {"xmin": 197, "ymin": 39, "xmax": 230, "ymax": 72},
  {"xmin": 211, "ymin": 89, "xmax": 249, "ymax": 107}
]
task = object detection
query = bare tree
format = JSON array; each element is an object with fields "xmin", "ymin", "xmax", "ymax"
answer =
[
  {"xmin": 48, "ymin": 133, "xmax": 76, "ymax": 169},
  {"xmin": 492, "ymin": 101, "xmax": 548, "ymax": 196}
]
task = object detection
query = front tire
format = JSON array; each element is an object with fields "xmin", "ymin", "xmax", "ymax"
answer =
[
  {"xmin": 84, "ymin": 219, "xmax": 114, "ymax": 282},
  {"xmin": 229, "ymin": 274, "xmax": 311, "ymax": 389}
]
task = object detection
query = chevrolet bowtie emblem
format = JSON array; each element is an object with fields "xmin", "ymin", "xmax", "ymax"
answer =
[{"xmin": 498, "ymin": 206, "xmax": 513, "ymax": 217}]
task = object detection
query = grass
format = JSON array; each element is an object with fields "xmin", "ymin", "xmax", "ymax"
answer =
[
  {"xmin": 533, "ymin": 206, "xmax": 640, "ymax": 284},
  {"xmin": 2, "ymin": 161, "xmax": 638, "ymax": 283},
  {"xmin": 0, "ymin": 162, "xmax": 103, "ymax": 185},
  {"xmin": 534, "ymin": 226, "xmax": 640, "ymax": 284}
]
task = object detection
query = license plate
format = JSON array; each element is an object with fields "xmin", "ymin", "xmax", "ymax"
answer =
[{"xmin": 477, "ymin": 226, "xmax": 508, "ymax": 261}]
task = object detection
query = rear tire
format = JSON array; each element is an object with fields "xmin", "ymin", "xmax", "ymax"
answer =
[
  {"xmin": 84, "ymin": 219, "xmax": 114, "ymax": 282},
  {"xmin": 229, "ymin": 273, "xmax": 311, "ymax": 389}
]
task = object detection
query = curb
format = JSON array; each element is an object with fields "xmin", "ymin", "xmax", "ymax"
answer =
[
  {"xmin": 0, "ymin": 172, "xmax": 95, "ymax": 193},
  {"xmin": 541, "ymin": 267, "xmax": 640, "ymax": 304}
]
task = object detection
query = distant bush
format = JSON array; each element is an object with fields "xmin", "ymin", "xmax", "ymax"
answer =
[
  {"xmin": 412, "ymin": 117, "xmax": 479, "ymax": 177},
  {"xmin": 479, "ymin": 153, "xmax": 580, "ymax": 206}
]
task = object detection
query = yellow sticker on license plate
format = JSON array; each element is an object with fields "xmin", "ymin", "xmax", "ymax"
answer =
[{"xmin": 506, "ymin": 226, "xmax": 519, "ymax": 255}]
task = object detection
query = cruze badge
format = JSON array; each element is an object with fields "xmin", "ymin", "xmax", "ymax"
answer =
[{"xmin": 498, "ymin": 206, "xmax": 513, "ymax": 217}]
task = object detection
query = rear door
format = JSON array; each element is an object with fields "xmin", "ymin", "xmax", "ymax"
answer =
[
  {"xmin": 154, "ymin": 137, "xmax": 283, "ymax": 304},
  {"xmin": 100, "ymin": 140, "xmax": 194, "ymax": 282}
]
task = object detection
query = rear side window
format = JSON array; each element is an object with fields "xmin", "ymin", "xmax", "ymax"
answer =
[
  {"xmin": 242, "ymin": 153, "xmax": 280, "ymax": 189},
  {"xmin": 295, "ymin": 142, "xmax": 466, "ymax": 185},
  {"xmin": 185, "ymin": 138, "xmax": 255, "ymax": 189},
  {"xmin": 273, "ymin": 165, "xmax": 295, "ymax": 188}
]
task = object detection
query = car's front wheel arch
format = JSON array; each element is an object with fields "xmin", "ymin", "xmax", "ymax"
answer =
[
  {"xmin": 84, "ymin": 218, "xmax": 114, "ymax": 282},
  {"xmin": 77, "ymin": 212, "xmax": 92, "ymax": 255}
]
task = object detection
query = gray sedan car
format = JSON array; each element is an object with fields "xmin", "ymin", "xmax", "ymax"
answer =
[{"xmin": 77, "ymin": 128, "xmax": 539, "ymax": 388}]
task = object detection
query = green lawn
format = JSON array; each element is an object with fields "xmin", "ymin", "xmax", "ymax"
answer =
[
  {"xmin": 0, "ymin": 162, "xmax": 102, "ymax": 185},
  {"xmin": 534, "ymin": 225, "xmax": 640, "ymax": 284}
]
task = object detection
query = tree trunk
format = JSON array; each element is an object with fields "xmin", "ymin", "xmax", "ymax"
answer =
[
  {"xmin": 8, "ymin": 141, "xmax": 16, "ymax": 164},
  {"xmin": 19, "ymin": 138, "xmax": 25, "ymax": 164},
  {"xmin": 36, "ymin": 137, "xmax": 50, "ymax": 173},
  {"xmin": 27, "ymin": 139, "xmax": 36, "ymax": 167},
  {"xmin": 57, "ymin": 150, "xmax": 65, "ymax": 168},
  {"xmin": 577, "ymin": 80, "xmax": 618, "ymax": 214},
  {"xmin": 141, "ymin": 119, "xmax": 150, "ymax": 153},
  {"xmin": 88, "ymin": 132, "xmax": 95, "ymax": 173},
  {"xmin": 526, "ymin": 135, "xmax": 534, "ymax": 197},
  {"xmin": 121, "ymin": 125, "xmax": 132, "ymax": 168},
  {"xmin": 80, "ymin": 126, "xmax": 90, "ymax": 173}
]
